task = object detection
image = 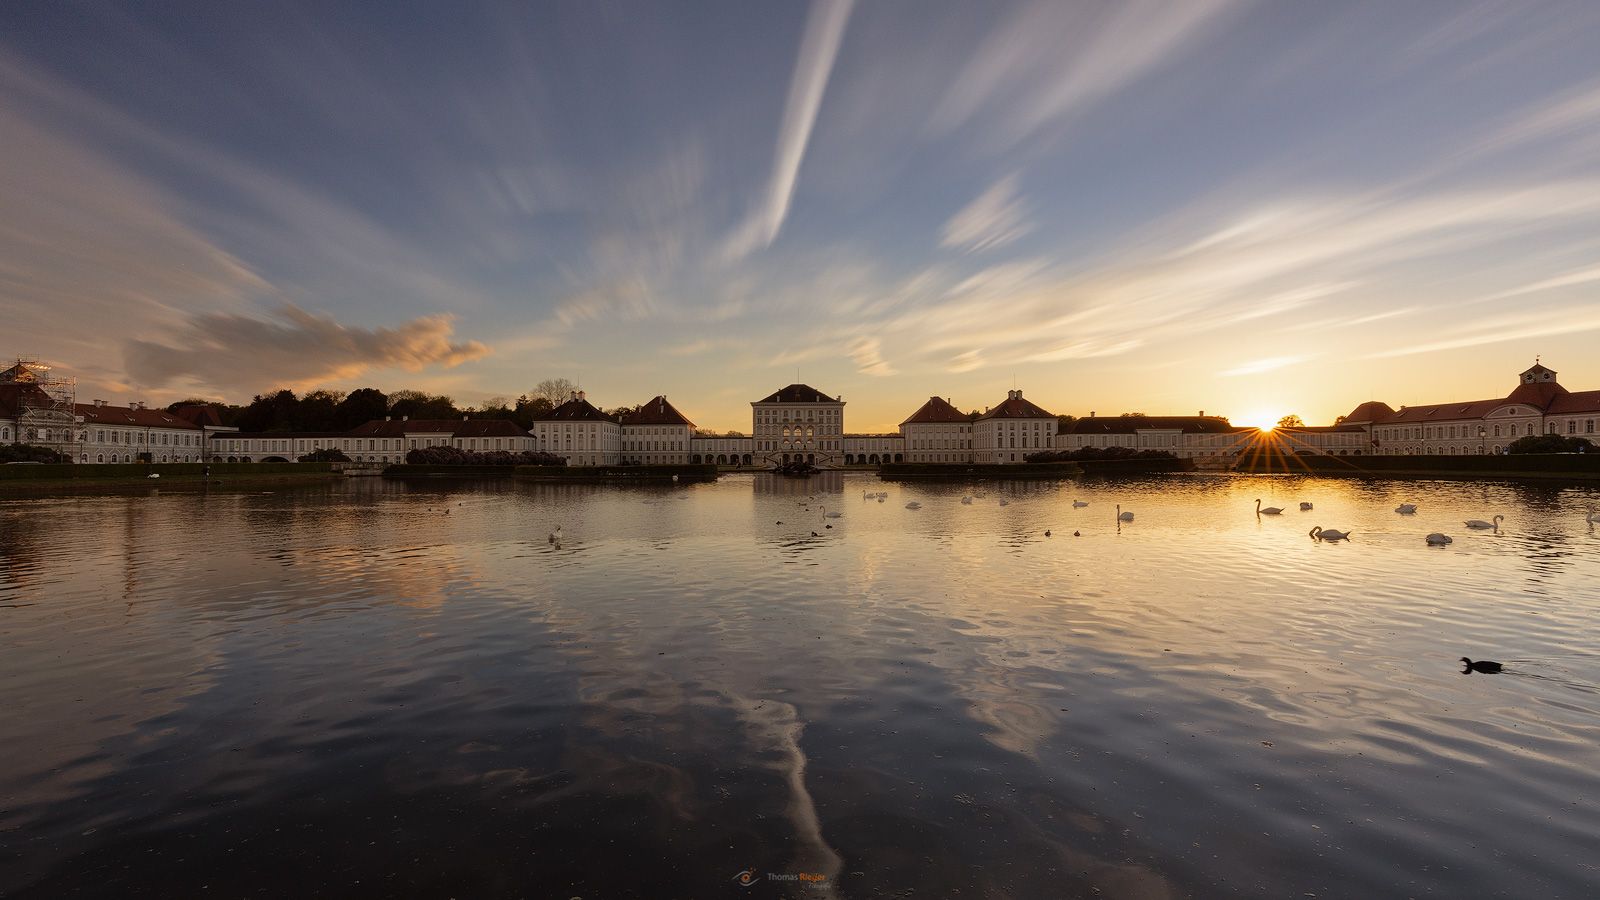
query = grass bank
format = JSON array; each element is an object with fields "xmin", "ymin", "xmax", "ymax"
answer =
[{"xmin": 1232, "ymin": 453, "xmax": 1600, "ymax": 481}]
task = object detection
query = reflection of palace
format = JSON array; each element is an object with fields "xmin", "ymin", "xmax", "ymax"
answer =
[{"xmin": 6, "ymin": 361, "xmax": 1595, "ymax": 466}]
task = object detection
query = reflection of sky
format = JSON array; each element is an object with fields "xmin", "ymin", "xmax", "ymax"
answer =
[
  {"xmin": 4, "ymin": 3, "xmax": 1600, "ymax": 428},
  {"xmin": 4, "ymin": 477, "xmax": 1600, "ymax": 894}
]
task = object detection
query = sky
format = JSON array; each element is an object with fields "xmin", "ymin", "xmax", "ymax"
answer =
[{"xmin": 3, "ymin": 1, "xmax": 1600, "ymax": 433}]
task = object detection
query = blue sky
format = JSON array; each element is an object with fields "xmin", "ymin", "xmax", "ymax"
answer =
[{"xmin": 3, "ymin": 1, "xmax": 1599, "ymax": 431}]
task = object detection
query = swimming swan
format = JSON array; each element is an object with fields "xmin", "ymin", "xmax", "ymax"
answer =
[
  {"xmin": 1117, "ymin": 505, "xmax": 1134, "ymax": 522},
  {"xmin": 820, "ymin": 506, "xmax": 842, "ymax": 519},
  {"xmin": 905, "ymin": 501, "xmax": 922, "ymax": 510},
  {"xmin": 1309, "ymin": 526, "xmax": 1351, "ymax": 541},
  {"xmin": 1464, "ymin": 515, "xmax": 1504, "ymax": 530},
  {"xmin": 1395, "ymin": 503, "xmax": 1418, "ymax": 514},
  {"xmin": 1073, "ymin": 500, "xmax": 1089, "ymax": 508},
  {"xmin": 1256, "ymin": 499, "xmax": 1284, "ymax": 516},
  {"xmin": 1299, "ymin": 502, "xmax": 1313, "ymax": 511},
  {"xmin": 1425, "ymin": 532, "xmax": 1452, "ymax": 545}
]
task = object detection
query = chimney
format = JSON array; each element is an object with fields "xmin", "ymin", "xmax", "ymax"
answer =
[
  {"xmin": 93, "ymin": 398, "xmax": 106, "ymax": 407},
  {"xmin": 577, "ymin": 390, "xmax": 586, "ymax": 402},
  {"xmin": 1090, "ymin": 410, "xmax": 1096, "ymax": 418},
  {"xmin": 1199, "ymin": 410, "xmax": 1205, "ymax": 417}
]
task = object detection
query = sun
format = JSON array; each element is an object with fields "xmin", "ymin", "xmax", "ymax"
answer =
[{"xmin": 1238, "ymin": 411, "xmax": 1282, "ymax": 431}]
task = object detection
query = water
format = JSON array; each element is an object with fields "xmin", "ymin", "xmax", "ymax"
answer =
[{"xmin": 2, "ymin": 474, "xmax": 1598, "ymax": 898}]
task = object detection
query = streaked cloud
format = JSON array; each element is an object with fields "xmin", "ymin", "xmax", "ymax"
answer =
[
  {"xmin": 719, "ymin": 0, "xmax": 855, "ymax": 262},
  {"xmin": 124, "ymin": 306, "xmax": 489, "ymax": 393},
  {"xmin": 941, "ymin": 173, "xmax": 1033, "ymax": 252},
  {"xmin": 1219, "ymin": 356, "xmax": 1311, "ymax": 377},
  {"xmin": 849, "ymin": 337, "xmax": 895, "ymax": 376}
]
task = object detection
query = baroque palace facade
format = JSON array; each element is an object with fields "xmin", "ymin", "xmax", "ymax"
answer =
[{"xmin": 5, "ymin": 361, "xmax": 1596, "ymax": 466}]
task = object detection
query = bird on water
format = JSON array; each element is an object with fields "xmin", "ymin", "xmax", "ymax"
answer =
[
  {"xmin": 1256, "ymin": 499, "xmax": 1284, "ymax": 515},
  {"xmin": 1460, "ymin": 657, "xmax": 1503, "ymax": 674}
]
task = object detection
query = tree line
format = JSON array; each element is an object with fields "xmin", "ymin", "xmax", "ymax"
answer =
[{"xmin": 167, "ymin": 378, "xmax": 589, "ymax": 433}]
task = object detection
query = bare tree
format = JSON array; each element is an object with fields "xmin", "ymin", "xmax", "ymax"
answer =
[
  {"xmin": 532, "ymin": 378, "xmax": 577, "ymax": 406},
  {"xmin": 1277, "ymin": 414, "xmax": 1305, "ymax": 429}
]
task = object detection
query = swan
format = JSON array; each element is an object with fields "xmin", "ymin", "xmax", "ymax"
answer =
[
  {"xmin": 1309, "ymin": 526, "xmax": 1351, "ymax": 541},
  {"xmin": 1116, "ymin": 504, "xmax": 1134, "ymax": 522},
  {"xmin": 1425, "ymin": 532, "xmax": 1453, "ymax": 545},
  {"xmin": 905, "ymin": 501, "xmax": 922, "ymax": 510},
  {"xmin": 820, "ymin": 506, "xmax": 842, "ymax": 519},
  {"xmin": 548, "ymin": 526, "xmax": 562, "ymax": 544},
  {"xmin": 877, "ymin": 496, "xmax": 885, "ymax": 503},
  {"xmin": 1395, "ymin": 503, "xmax": 1418, "ymax": 514},
  {"xmin": 1256, "ymin": 499, "xmax": 1284, "ymax": 516},
  {"xmin": 147, "ymin": 472, "xmax": 160, "ymax": 479},
  {"xmin": 1299, "ymin": 502, "xmax": 1313, "ymax": 511},
  {"xmin": 961, "ymin": 496, "xmax": 973, "ymax": 504},
  {"xmin": 1464, "ymin": 515, "xmax": 1504, "ymax": 530},
  {"xmin": 1073, "ymin": 500, "xmax": 1089, "ymax": 508},
  {"xmin": 998, "ymin": 499, "xmax": 1010, "ymax": 507},
  {"xmin": 1585, "ymin": 506, "xmax": 1599, "ymax": 523},
  {"xmin": 1460, "ymin": 657, "xmax": 1502, "ymax": 674}
]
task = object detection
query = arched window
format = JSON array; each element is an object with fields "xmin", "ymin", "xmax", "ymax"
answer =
[{"xmin": 97, "ymin": 454, "xmax": 104, "ymax": 463}]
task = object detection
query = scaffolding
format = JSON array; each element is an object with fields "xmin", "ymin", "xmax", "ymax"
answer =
[{"xmin": 1, "ymin": 358, "xmax": 79, "ymax": 459}]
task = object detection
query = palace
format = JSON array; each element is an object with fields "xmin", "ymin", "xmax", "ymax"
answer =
[{"xmin": 4, "ymin": 360, "xmax": 1595, "ymax": 466}]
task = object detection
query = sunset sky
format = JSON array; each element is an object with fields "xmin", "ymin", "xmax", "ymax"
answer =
[{"xmin": 3, "ymin": 1, "xmax": 1599, "ymax": 432}]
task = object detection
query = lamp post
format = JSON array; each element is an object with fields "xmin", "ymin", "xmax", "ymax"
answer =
[{"xmin": 1479, "ymin": 426, "xmax": 1486, "ymax": 455}]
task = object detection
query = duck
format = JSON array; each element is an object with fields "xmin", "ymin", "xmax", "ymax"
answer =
[
  {"xmin": 1309, "ymin": 526, "xmax": 1351, "ymax": 541},
  {"xmin": 811, "ymin": 531, "xmax": 819, "ymax": 537},
  {"xmin": 1425, "ymin": 532, "xmax": 1452, "ymax": 545},
  {"xmin": 1073, "ymin": 500, "xmax": 1089, "ymax": 508},
  {"xmin": 1299, "ymin": 502, "xmax": 1313, "ymax": 511},
  {"xmin": 1460, "ymin": 657, "xmax": 1503, "ymax": 674},
  {"xmin": 1464, "ymin": 515, "xmax": 1504, "ymax": 530},
  {"xmin": 1395, "ymin": 503, "xmax": 1418, "ymax": 514},
  {"xmin": 961, "ymin": 496, "xmax": 973, "ymax": 505},
  {"xmin": 548, "ymin": 526, "xmax": 563, "ymax": 544},
  {"xmin": 1256, "ymin": 499, "xmax": 1284, "ymax": 516},
  {"xmin": 1073, "ymin": 530, "xmax": 1081, "ymax": 537},
  {"xmin": 1116, "ymin": 505, "xmax": 1134, "ymax": 522},
  {"xmin": 1044, "ymin": 529, "xmax": 1052, "ymax": 537},
  {"xmin": 998, "ymin": 499, "xmax": 1010, "ymax": 507}
]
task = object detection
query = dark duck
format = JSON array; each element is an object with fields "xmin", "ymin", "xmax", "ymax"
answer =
[{"xmin": 1460, "ymin": 657, "xmax": 1503, "ymax": 674}]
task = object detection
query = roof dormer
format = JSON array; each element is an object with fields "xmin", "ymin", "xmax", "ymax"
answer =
[{"xmin": 1520, "ymin": 360, "xmax": 1556, "ymax": 384}]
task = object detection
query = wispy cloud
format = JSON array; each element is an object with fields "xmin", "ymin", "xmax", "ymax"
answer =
[
  {"xmin": 849, "ymin": 337, "xmax": 895, "ymax": 376},
  {"xmin": 940, "ymin": 173, "xmax": 1033, "ymax": 252},
  {"xmin": 719, "ymin": 0, "xmax": 855, "ymax": 261},
  {"xmin": 1219, "ymin": 355, "xmax": 1311, "ymax": 377},
  {"xmin": 933, "ymin": 0, "xmax": 1241, "ymax": 147},
  {"xmin": 124, "ymin": 306, "xmax": 489, "ymax": 393}
]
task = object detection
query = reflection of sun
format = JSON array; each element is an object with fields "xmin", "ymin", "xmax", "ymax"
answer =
[{"xmin": 1238, "ymin": 411, "xmax": 1281, "ymax": 431}]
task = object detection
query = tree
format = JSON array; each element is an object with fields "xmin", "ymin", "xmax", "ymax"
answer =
[
  {"xmin": 388, "ymin": 390, "xmax": 458, "ymax": 421},
  {"xmin": 299, "ymin": 389, "xmax": 344, "ymax": 432},
  {"xmin": 235, "ymin": 389, "xmax": 299, "ymax": 432},
  {"xmin": 1507, "ymin": 434, "xmax": 1595, "ymax": 454},
  {"xmin": 1119, "ymin": 412, "xmax": 1147, "ymax": 418},
  {"xmin": 513, "ymin": 394, "xmax": 553, "ymax": 428},
  {"xmin": 0, "ymin": 443, "xmax": 67, "ymax": 463},
  {"xmin": 532, "ymin": 378, "xmax": 577, "ymax": 406},
  {"xmin": 1056, "ymin": 414, "xmax": 1077, "ymax": 433},
  {"xmin": 1277, "ymin": 414, "xmax": 1305, "ymax": 429},
  {"xmin": 335, "ymin": 388, "xmax": 388, "ymax": 430}
]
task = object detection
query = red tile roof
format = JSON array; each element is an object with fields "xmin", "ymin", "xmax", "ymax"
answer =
[
  {"xmin": 77, "ymin": 403, "xmax": 201, "ymax": 430},
  {"xmin": 1382, "ymin": 398, "xmax": 1505, "ymax": 423},
  {"xmin": 170, "ymin": 403, "xmax": 226, "ymax": 428},
  {"xmin": 1504, "ymin": 380, "xmax": 1568, "ymax": 408},
  {"xmin": 1340, "ymin": 401, "xmax": 1396, "ymax": 424},
  {"xmin": 900, "ymin": 396, "xmax": 975, "ymax": 425},
  {"xmin": 756, "ymin": 384, "xmax": 838, "ymax": 404},
  {"xmin": 347, "ymin": 418, "xmax": 532, "ymax": 437},
  {"xmin": 977, "ymin": 391, "xmax": 1054, "ymax": 420},
  {"xmin": 1548, "ymin": 389, "xmax": 1600, "ymax": 415},
  {"xmin": 534, "ymin": 396, "xmax": 618, "ymax": 422},
  {"xmin": 620, "ymin": 396, "xmax": 694, "ymax": 427}
]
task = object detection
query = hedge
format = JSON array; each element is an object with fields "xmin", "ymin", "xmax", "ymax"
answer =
[{"xmin": 0, "ymin": 461, "xmax": 334, "ymax": 480}]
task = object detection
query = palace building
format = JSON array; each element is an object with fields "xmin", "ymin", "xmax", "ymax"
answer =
[{"xmin": 8, "ymin": 360, "xmax": 1593, "ymax": 466}]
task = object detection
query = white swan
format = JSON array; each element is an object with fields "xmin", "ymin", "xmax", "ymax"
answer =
[
  {"xmin": 905, "ymin": 501, "xmax": 922, "ymax": 510},
  {"xmin": 1425, "ymin": 532, "xmax": 1453, "ymax": 545},
  {"xmin": 1073, "ymin": 500, "xmax": 1089, "ymax": 508},
  {"xmin": 820, "ymin": 506, "xmax": 842, "ymax": 519},
  {"xmin": 1299, "ymin": 502, "xmax": 1313, "ymax": 511},
  {"xmin": 1256, "ymin": 499, "xmax": 1284, "ymax": 516},
  {"xmin": 960, "ymin": 496, "xmax": 973, "ymax": 505},
  {"xmin": 1117, "ymin": 504, "xmax": 1134, "ymax": 522},
  {"xmin": 1395, "ymin": 503, "xmax": 1418, "ymax": 514},
  {"xmin": 1309, "ymin": 526, "xmax": 1351, "ymax": 541},
  {"xmin": 147, "ymin": 472, "xmax": 160, "ymax": 479},
  {"xmin": 548, "ymin": 526, "xmax": 563, "ymax": 543},
  {"xmin": 1464, "ymin": 515, "xmax": 1504, "ymax": 530},
  {"xmin": 1585, "ymin": 506, "xmax": 1599, "ymax": 523}
]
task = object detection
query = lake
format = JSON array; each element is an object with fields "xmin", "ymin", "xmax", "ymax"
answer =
[{"xmin": 2, "ymin": 473, "xmax": 1598, "ymax": 898}]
